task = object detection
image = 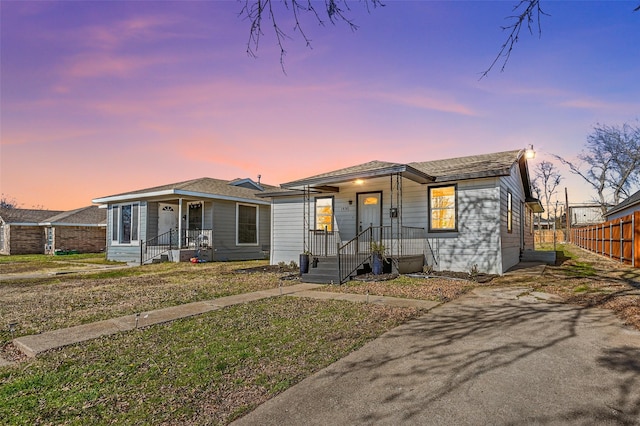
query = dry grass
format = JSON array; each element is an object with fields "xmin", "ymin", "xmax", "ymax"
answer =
[
  {"xmin": 0, "ymin": 260, "xmax": 293, "ymax": 345},
  {"xmin": 320, "ymin": 275, "xmax": 474, "ymax": 302},
  {"xmin": 497, "ymin": 244, "xmax": 640, "ymax": 330}
]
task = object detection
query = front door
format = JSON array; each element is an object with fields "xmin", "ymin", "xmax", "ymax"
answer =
[
  {"xmin": 158, "ymin": 203, "xmax": 178, "ymax": 237},
  {"xmin": 357, "ymin": 192, "xmax": 382, "ymax": 233}
]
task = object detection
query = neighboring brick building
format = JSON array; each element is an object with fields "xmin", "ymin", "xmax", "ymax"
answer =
[{"xmin": 0, "ymin": 206, "xmax": 106, "ymax": 255}]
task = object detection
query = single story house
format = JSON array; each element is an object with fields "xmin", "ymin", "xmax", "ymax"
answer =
[
  {"xmin": 0, "ymin": 206, "xmax": 106, "ymax": 255},
  {"xmin": 259, "ymin": 149, "xmax": 543, "ymax": 283},
  {"xmin": 604, "ymin": 189, "xmax": 640, "ymax": 221},
  {"xmin": 91, "ymin": 177, "xmax": 272, "ymax": 265}
]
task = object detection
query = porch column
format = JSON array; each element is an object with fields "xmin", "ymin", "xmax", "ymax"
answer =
[{"xmin": 178, "ymin": 198, "xmax": 183, "ymax": 249}]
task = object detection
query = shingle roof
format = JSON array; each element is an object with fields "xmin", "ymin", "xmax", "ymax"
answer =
[
  {"xmin": 605, "ymin": 189, "xmax": 640, "ymax": 217},
  {"xmin": 281, "ymin": 160, "xmax": 434, "ymax": 189},
  {"xmin": 0, "ymin": 206, "xmax": 106, "ymax": 226},
  {"xmin": 409, "ymin": 150, "xmax": 522, "ymax": 182},
  {"xmin": 0, "ymin": 208, "xmax": 64, "ymax": 224},
  {"xmin": 92, "ymin": 177, "xmax": 276, "ymax": 204},
  {"xmin": 41, "ymin": 206, "xmax": 106, "ymax": 225},
  {"xmin": 279, "ymin": 150, "xmax": 524, "ymax": 189}
]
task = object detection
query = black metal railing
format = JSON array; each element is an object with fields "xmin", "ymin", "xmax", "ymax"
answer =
[
  {"xmin": 308, "ymin": 227, "xmax": 340, "ymax": 257},
  {"xmin": 337, "ymin": 226, "xmax": 378, "ymax": 283},
  {"xmin": 182, "ymin": 229, "xmax": 213, "ymax": 249},
  {"xmin": 140, "ymin": 228, "xmax": 177, "ymax": 265},
  {"xmin": 140, "ymin": 228, "xmax": 213, "ymax": 264},
  {"xmin": 337, "ymin": 225, "xmax": 427, "ymax": 283}
]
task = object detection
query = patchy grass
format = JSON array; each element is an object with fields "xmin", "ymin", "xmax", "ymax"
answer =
[
  {"xmin": 564, "ymin": 261, "xmax": 597, "ymax": 278},
  {"xmin": 0, "ymin": 253, "xmax": 120, "ymax": 274},
  {"xmin": 525, "ymin": 245, "xmax": 640, "ymax": 330},
  {"xmin": 322, "ymin": 275, "xmax": 474, "ymax": 303},
  {"xmin": 0, "ymin": 297, "xmax": 420, "ymax": 425},
  {"xmin": 0, "ymin": 260, "xmax": 288, "ymax": 345}
]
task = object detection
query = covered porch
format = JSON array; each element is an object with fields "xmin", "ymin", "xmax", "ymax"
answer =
[
  {"xmin": 140, "ymin": 199, "xmax": 214, "ymax": 264},
  {"xmin": 280, "ymin": 161, "xmax": 437, "ymax": 284}
]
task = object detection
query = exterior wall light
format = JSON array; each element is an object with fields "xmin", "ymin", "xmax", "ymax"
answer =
[
  {"xmin": 355, "ymin": 179, "xmax": 364, "ymax": 185},
  {"xmin": 525, "ymin": 144, "xmax": 536, "ymax": 159}
]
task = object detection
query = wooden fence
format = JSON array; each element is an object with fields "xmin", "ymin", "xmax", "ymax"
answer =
[{"xmin": 570, "ymin": 211, "xmax": 640, "ymax": 268}]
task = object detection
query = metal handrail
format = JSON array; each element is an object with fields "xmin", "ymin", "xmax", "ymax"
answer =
[
  {"xmin": 140, "ymin": 228, "xmax": 177, "ymax": 265},
  {"xmin": 308, "ymin": 227, "xmax": 340, "ymax": 257}
]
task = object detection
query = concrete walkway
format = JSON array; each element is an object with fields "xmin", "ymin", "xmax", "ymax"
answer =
[
  {"xmin": 232, "ymin": 286, "xmax": 640, "ymax": 425},
  {"xmin": 10, "ymin": 283, "xmax": 441, "ymax": 359}
]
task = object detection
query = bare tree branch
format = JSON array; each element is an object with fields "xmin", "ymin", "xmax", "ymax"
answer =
[
  {"xmin": 480, "ymin": 0, "xmax": 549, "ymax": 79},
  {"xmin": 239, "ymin": 0, "xmax": 383, "ymax": 72},
  {"xmin": 553, "ymin": 121, "xmax": 640, "ymax": 215}
]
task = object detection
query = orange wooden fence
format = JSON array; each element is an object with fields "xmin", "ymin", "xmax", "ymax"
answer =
[{"xmin": 570, "ymin": 211, "xmax": 640, "ymax": 268}]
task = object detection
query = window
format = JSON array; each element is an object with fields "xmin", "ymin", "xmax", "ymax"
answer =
[
  {"xmin": 315, "ymin": 197, "xmax": 334, "ymax": 231},
  {"xmin": 507, "ymin": 192, "xmax": 513, "ymax": 233},
  {"xmin": 429, "ymin": 185, "xmax": 457, "ymax": 231},
  {"xmin": 237, "ymin": 203, "xmax": 258, "ymax": 245},
  {"xmin": 0, "ymin": 224, "xmax": 4, "ymax": 250},
  {"xmin": 111, "ymin": 203, "xmax": 139, "ymax": 244}
]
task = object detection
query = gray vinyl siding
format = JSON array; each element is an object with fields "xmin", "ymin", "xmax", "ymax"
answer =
[
  {"xmin": 106, "ymin": 202, "xmax": 147, "ymax": 264},
  {"xmin": 269, "ymin": 172, "xmax": 529, "ymax": 275},
  {"xmin": 499, "ymin": 163, "xmax": 528, "ymax": 272},
  {"xmin": 147, "ymin": 202, "xmax": 158, "ymax": 240},
  {"xmin": 426, "ymin": 178, "xmax": 503, "ymax": 275},
  {"xmin": 211, "ymin": 200, "xmax": 269, "ymax": 261}
]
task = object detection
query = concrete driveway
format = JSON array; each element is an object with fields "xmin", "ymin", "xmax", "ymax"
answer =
[{"xmin": 233, "ymin": 287, "xmax": 640, "ymax": 425}]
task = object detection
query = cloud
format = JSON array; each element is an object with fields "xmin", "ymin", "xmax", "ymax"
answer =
[{"xmin": 365, "ymin": 90, "xmax": 478, "ymax": 116}]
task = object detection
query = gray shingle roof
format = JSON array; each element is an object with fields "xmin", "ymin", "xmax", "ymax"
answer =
[
  {"xmin": 41, "ymin": 206, "xmax": 106, "ymax": 225},
  {"xmin": 92, "ymin": 177, "xmax": 276, "ymax": 204},
  {"xmin": 409, "ymin": 150, "xmax": 522, "ymax": 182},
  {"xmin": 0, "ymin": 208, "xmax": 64, "ymax": 224},
  {"xmin": 280, "ymin": 150, "xmax": 523, "ymax": 189},
  {"xmin": 0, "ymin": 206, "xmax": 106, "ymax": 226},
  {"xmin": 605, "ymin": 189, "xmax": 640, "ymax": 217}
]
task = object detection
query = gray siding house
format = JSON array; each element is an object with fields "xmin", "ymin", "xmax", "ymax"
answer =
[
  {"xmin": 260, "ymin": 150, "xmax": 543, "ymax": 282},
  {"xmin": 92, "ymin": 177, "xmax": 272, "ymax": 265},
  {"xmin": 604, "ymin": 189, "xmax": 640, "ymax": 221}
]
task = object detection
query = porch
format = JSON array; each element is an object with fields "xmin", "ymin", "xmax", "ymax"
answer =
[
  {"xmin": 140, "ymin": 228, "xmax": 213, "ymax": 264},
  {"xmin": 301, "ymin": 225, "xmax": 431, "ymax": 284}
]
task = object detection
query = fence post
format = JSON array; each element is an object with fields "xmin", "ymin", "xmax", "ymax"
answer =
[{"xmin": 619, "ymin": 216, "xmax": 624, "ymax": 264}]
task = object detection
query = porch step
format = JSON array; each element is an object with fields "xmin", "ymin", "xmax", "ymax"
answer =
[
  {"xmin": 521, "ymin": 250, "xmax": 556, "ymax": 264},
  {"xmin": 301, "ymin": 256, "xmax": 341, "ymax": 284},
  {"xmin": 151, "ymin": 254, "xmax": 169, "ymax": 264}
]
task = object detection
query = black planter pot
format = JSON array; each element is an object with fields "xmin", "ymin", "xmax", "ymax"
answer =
[
  {"xmin": 372, "ymin": 254, "xmax": 384, "ymax": 275},
  {"xmin": 299, "ymin": 254, "xmax": 310, "ymax": 274}
]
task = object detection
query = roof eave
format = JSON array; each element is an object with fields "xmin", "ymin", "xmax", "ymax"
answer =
[
  {"xmin": 93, "ymin": 189, "xmax": 270, "ymax": 205},
  {"xmin": 282, "ymin": 165, "xmax": 434, "ymax": 189}
]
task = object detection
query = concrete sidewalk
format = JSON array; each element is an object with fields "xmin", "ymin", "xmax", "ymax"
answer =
[
  {"xmin": 10, "ymin": 283, "xmax": 441, "ymax": 359},
  {"xmin": 232, "ymin": 287, "xmax": 640, "ymax": 425}
]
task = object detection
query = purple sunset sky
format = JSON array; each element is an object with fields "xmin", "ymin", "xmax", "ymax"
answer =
[{"xmin": 1, "ymin": 1, "xmax": 638, "ymax": 209}]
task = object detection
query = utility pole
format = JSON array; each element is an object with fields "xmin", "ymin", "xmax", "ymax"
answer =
[{"xmin": 565, "ymin": 187, "xmax": 570, "ymax": 243}]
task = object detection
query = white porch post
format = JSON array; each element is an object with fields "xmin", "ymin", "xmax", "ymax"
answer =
[{"xmin": 178, "ymin": 198, "xmax": 183, "ymax": 249}]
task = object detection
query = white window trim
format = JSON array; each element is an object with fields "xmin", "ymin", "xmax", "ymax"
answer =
[
  {"xmin": 236, "ymin": 203, "xmax": 259, "ymax": 246},
  {"xmin": 111, "ymin": 202, "xmax": 141, "ymax": 246}
]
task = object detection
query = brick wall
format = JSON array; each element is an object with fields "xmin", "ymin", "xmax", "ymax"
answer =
[
  {"xmin": 52, "ymin": 226, "xmax": 106, "ymax": 253},
  {"xmin": 7, "ymin": 225, "xmax": 45, "ymax": 255}
]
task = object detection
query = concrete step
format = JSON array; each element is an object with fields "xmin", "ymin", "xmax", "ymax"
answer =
[
  {"xmin": 521, "ymin": 250, "xmax": 557, "ymax": 264},
  {"xmin": 301, "ymin": 273, "xmax": 341, "ymax": 284}
]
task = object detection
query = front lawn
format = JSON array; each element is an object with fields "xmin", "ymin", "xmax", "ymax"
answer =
[
  {"xmin": 0, "ymin": 260, "xmax": 292, "ymax": 345},
  {"xmin": 0, "ymin": 297, "xmax": 419, "ymax": 425}
]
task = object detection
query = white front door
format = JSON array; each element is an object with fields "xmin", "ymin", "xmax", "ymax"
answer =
[
  {"xmin": 158, "ymin": 203, "xmax": 178, "ymax": 236},
  {"xmin": 357, "ymin": 192, "xmax": 382, "ymax": 232}
]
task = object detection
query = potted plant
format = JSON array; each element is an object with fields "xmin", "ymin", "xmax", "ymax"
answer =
[
  {"xmin": 370, "ymin": 241, "xmax": 387, "ymax": 275},
  {"xmin": 299, "ymin": 251, "xmax": 312, "ymax": 275}
]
